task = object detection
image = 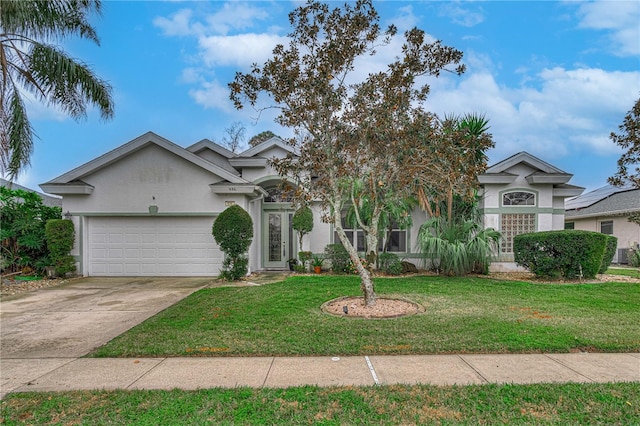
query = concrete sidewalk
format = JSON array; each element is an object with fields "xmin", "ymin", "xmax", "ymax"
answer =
[{"xmin": 2, "ymin": 353, "xmax": 639, "ymax": 398}]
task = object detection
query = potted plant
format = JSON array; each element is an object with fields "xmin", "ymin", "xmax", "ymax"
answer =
[
  {"xmin": 311, "ymin": 256, "xmax": 323, "ymax": 274},
  {"xmin": 287, "ymin": 258, "xmax": 298, "ymax": 271}
]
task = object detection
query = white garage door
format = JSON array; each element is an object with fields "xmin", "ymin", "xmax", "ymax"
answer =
[{"xmin": 88, "ymin": 217, "xmax": 222, "ymax": 276}]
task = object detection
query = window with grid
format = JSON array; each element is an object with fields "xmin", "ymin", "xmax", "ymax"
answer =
[
  {"xmin": 501, "ymin": 213, "xmax": 536, "ymax": 253},
  {"xmin": 334, "ymin": 211, "xmax": 407, "ymax": 253}
]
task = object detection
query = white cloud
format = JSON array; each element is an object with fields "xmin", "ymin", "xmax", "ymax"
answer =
[
  {"xmin": 427, "ymin": 66, "xmax": 640, "ymax": 161},
  {"xmin": 153, "ymin": 2, "xmax": 270, "ymax": 37},
  {"xmin": 576, "ymin": 0, "xmax": 640, "ymax": 56},
  {"xmin": 189, "ymin": 80, "xmax": 233, "ymax": 111},
  {"xmin": 153, "ymin": 8, "xmax": 195, "ymax": 37},
  {"xmin": 198, "ymin": 33, "xmax": 289, "ymax": 68},
  {"xmin": 439, "ymin": 3, "xmax": 485, "ymax": 27},
  {"xmin": 204, "ymin": 2, "xmax": 269, "ymax": 35}
]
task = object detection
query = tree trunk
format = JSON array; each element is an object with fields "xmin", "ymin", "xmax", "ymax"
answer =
[{"xmin": 333, "ymin": 208, "xmax": 377, "ymax": 306}]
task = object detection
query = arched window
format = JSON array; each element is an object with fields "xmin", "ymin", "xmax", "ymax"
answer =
[
  {"xmin": 503, "ymin": 191, "xmax": 535, "ymax": 206},
  {"xmin": 262, "ymin": 182, "xmax": 295, "ymax": 203}
]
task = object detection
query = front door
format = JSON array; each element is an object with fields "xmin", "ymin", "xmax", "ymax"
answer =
[{"xmin": 263, "ymin": 211, "xmax": 294, "ymax": 269}]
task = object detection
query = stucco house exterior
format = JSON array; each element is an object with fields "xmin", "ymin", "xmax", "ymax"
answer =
[
  {"xmin": 478, "ymin": 152, "xmax": 584, "ymax": 271},
  {"xmin": 40, "ymin": 132, "xmax": 583, "ymax": 276},
  {"xmin": 564, "ymin": 185, "xmax": 640, "ymax": 264}
]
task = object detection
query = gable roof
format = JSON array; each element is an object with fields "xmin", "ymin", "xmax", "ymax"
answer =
[
  {"xmin": 478, "ymin": 151, "xmax": 574, "ymax": 186},
  {"xmin": 565, "ymin": 184, "xmax": 639, "ymax": 217},
  {"xmin": 42, "ymin": 131, "xmax": 249, "ymax": 187},
  {"xmin": 484, "ymin": 151, "xmax": 567, "ymax": 175},
  {"xmin": 186, "ymin": 139, "xmax": 236, "ymax": 159},
  {"xmin": 237, "ymin": 136, "xmax": 297, "ymax": 158}
]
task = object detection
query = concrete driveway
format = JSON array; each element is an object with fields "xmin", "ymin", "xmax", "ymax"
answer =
[{"xmin": 0, "ymin": 277, "xmax": 211, "ymax": 359}]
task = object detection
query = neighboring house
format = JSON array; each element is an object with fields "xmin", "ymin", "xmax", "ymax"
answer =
[
  {"xmin": 564, "ymin": 185, "xmax": 640, "ymax": 264},
  {"xmin": 40, "ymin": 132, "xmax": 582, "ymax": 276},
  {"xmin": 478, "ymin": 152, "xmax": 584, "ymax": 272},
  {"xmin": 1, "ymin": 178, "xmax": 62, "ymax": 208}
]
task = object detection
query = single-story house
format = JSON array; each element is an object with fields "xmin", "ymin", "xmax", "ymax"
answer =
[
  {"xmin": 564, "ymin": 185, "xmax": 640, "ymax": 264},
  {"xmin": 40, "ymin": 132, "xmax": 584, "ymax": 276}
]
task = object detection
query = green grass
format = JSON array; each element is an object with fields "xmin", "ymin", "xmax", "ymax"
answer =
[
  {"xmin": 607, "ymin": 267, "xmax": 640, "ymax": 278},
  {"xmin": 89, "ymin": 275, "xmax": 640, "ymax": 357},
  {"xmin": 2, "ymin": 383, "xmax": 638, "ymax": 425}
]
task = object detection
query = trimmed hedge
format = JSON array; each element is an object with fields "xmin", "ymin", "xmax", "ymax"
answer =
[
  {"xmin": 45, "ymin": 219, "xmax": 76, "ymax": 276},
  {"xmin": 514, "ymin": 230, "xmax": 608, "ymax": 279},
  {"xmin": 599, "ymin": 235, "xmax": 618, "ymax": 274},
  {"xmin": 212, "ymin": 205, "xmax": 253, "ymax": 280}
]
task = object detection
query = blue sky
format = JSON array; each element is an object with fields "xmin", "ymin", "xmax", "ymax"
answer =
[{"xmin": 15, "ymin": 0, "xmax": 640, "ymax": 193}]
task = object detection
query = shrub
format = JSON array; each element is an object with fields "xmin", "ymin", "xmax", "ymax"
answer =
[
  {"xmin": 599, "ymin": 235, "xmax": 618, "ymax": 273},
  {"xmin": 45, "ymin": 219, "xmax": 76, "ymax": 276},
  {"xmin": 1, "ymin": 186, "xmax": 61, "ymax": 274},
  {"xmin": 378, "ymin": 252, "xmax": 402, "ymax": 275},
  {"xmin": 417, "ymin": 216, "xmax": 500, "ymax": 276},
  {"xmin": 324, "ymin": 244, "xmax": 351, "ymax": 273},
  {"xmin": 514, "ymin": 230, "xmax": 608, "ymax": 279},
  {"xmin": 298, "ymin": 251, "xmax": 312, "ymax": 269},
  {"xmin": 628, "ymin": 248, "xmax": 640, "ymax": 267},
  {"xmin": 212, "ymin": 205, "xmax": 253, "ymax": 280},
  {"xmin": 292, "ymin": 206, "xmax": 313, "ymax": 248}
]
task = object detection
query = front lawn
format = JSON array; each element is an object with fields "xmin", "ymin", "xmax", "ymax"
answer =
[
  {"xmin": 2, "ymin": 383, "xmax": 638, "ymax": 425},
  {"xmin": 607, "ymin": 267, "xmax": 640, "ymax": 278},
  {"xmin": 90, "ymin": 275, "xmax": 640, "ymax": 357}
]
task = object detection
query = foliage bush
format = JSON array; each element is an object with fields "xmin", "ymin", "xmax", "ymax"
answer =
[
  {"xmin": 628, "ymin": 248, "xmax": 640, "ymax": 267},
  {"xmin": 418, "ymin": 216, "xmax": 500, "ymax": 276},
  {"xmin": 514, "ymin": 230, "xmax": 608, "ymax": 279},
  {"xmin": 378, "ymin": 252, "xmax": 402, "ymax": 275},
  {"xmin": 324, "ymin": 244, "xmax": 351, "ymax": 273},
  {"xmin": 292, "ymin": 206, "xmax": 313, "ymax": 248},
  {"xmin": 1, "ymin": 186, "xmax": 61, "ymax": 274},
  {"xmin": 45, "ymin": 219, "xmax": 76, "ymax": 276},
  {"xmin": 599, "ymin": 235, "xmax": 618, "ymax": 274},
  {"xmin": 212, "ymin": 205, "xmax": 253, "ymax": 280}
]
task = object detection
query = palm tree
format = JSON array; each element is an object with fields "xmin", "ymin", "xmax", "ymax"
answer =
[{"xmin": 1, "ymin": 0, "xmax": 114, "ymax": 179}]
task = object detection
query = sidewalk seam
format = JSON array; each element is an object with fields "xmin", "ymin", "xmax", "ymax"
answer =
[
  {"xmin": 457, "ymin": 355, "xmax": 489, "ymax": 384},
  {"xmin": 11, "ymin": 357, "xmax": 78, "ymax": 394},
  {"xmin": 261, "ymin": 357, "xmax": 275, "ymax": 388},
  {"xmin": 364, "ymin": 356, "xmax": 380, "ymax": 385},
  {"xmin": 543, "ymin": 354, "xmax": 595, "ymax": 382},
  {"xmin": 126, "ymin": 358, "xmax": 168, "ymax": 390}
]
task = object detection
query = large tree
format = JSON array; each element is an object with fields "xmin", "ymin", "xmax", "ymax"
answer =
[
  {"xmin": 230, "ymin": 0, "xmax": 491, "ymax": 306},
  {"xmin": 0, "ymin": 0, "xmax": 114, "ymax": 180},
  {"xmin": 608, "ymin": 97, "xmax": 640, "ymax": 189}
]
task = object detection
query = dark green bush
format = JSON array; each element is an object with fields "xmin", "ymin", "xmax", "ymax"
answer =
[
  {"xmin": 45, "ymin": 219, "xmax": 76, "ymax": 276},
  {"xmin": 514, "ymin": 230, "xmax": 608, "ymax": 279},
  {"xmin": 1, "ymin": 186, "xmax": 61, "ymax": 274},
  {"xmin": 378, "ymin": 252, "xmax": 402, "ymax": 275},
  {"xmin": 324, "ymin": 244, "xmax": 351, "ymax": 273},
  {"xmin": 599, "ymin": 235, "xmax": 618, "ymax": 273},
  {"xmin": 292, "ymin": 206, "xmax": 313, "ymax": 247},
  {"xmin": 212, "ymin": 205, "xmax": 253, "ymax": 280}
]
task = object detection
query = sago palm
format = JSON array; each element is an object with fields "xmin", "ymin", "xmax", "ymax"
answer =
[{"xmin": 0, "ymin": 0, "xmax": 114, "ymax": 179}]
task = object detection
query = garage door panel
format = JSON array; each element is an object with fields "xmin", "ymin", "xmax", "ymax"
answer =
[{"xmin": 88, "ymin": 217, "xmax": 222, "ymax": 276}]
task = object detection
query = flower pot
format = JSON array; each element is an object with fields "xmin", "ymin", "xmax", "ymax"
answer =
[{"xmin": 314, "ymin": 266, "xmax": 322, "ymax": 274}]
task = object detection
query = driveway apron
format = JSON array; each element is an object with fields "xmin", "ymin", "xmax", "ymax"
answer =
[{"xmin": 0, "ymin": 277, "xmax": 211, "ymax": 359}]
